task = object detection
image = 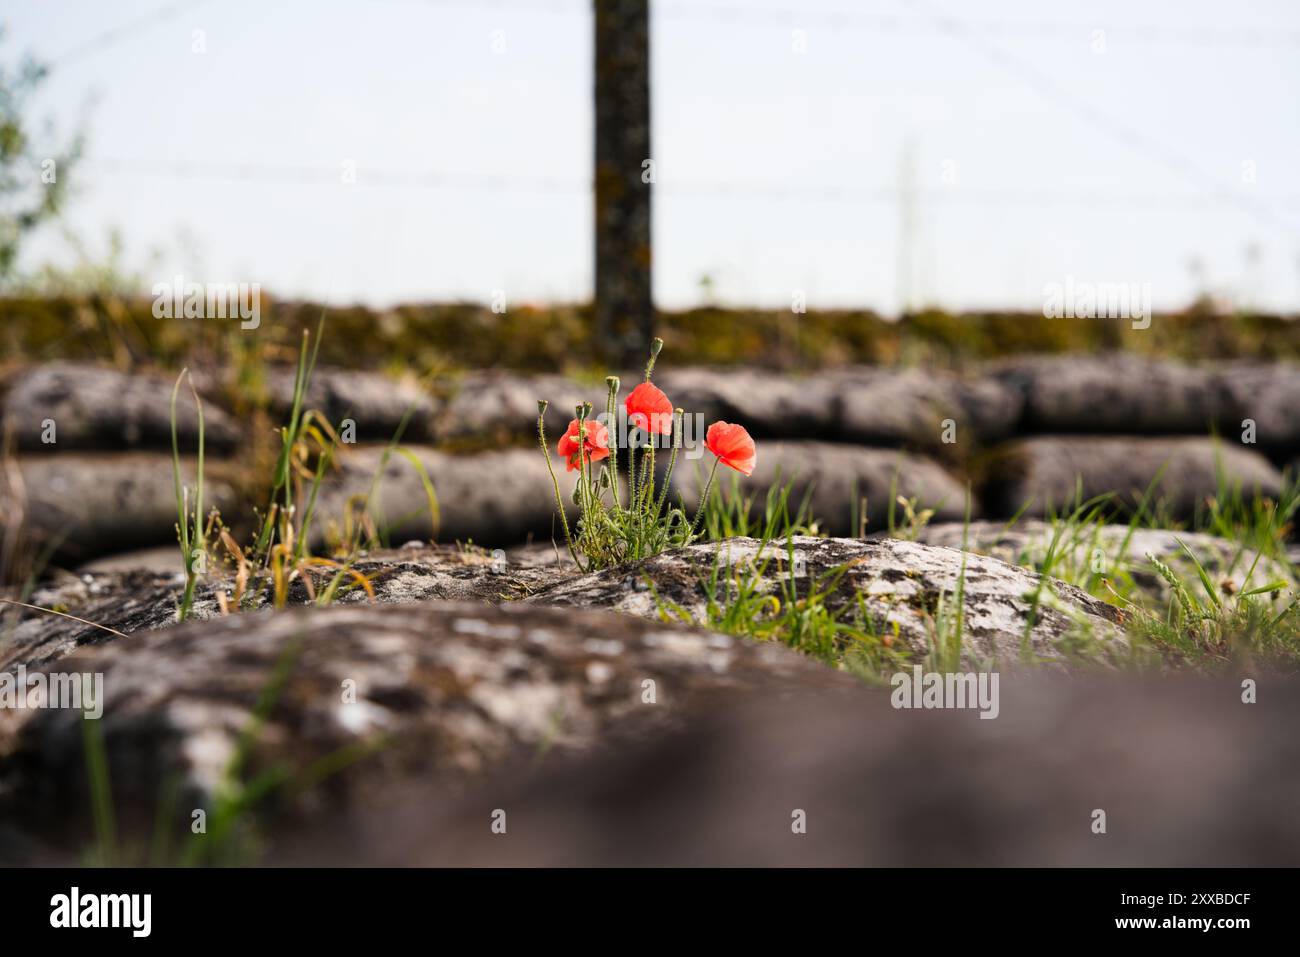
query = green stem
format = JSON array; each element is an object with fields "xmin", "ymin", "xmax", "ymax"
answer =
[
  {"xmin": 645, "ymin": 444, "xmax": 658, "ymax": 512},
  {"xmin": 637, "ymin": 443, "xmax": 654, "ymax": 512},
  {"xmin": 653, "ymin": 411, "xmax": 682, "ymax": 521},
  {"xmin": 689, "ymin": 458, "xmax": 722, "ymax": 540},
  {"xmin": 577, "ymin": 415, "xmax": 592, "ymax": 529},
  {"xmin": 628, "ymin": 443, "xmax": 639, "ymax": 512},
  {"xmin": 538, "ymin": 410, "xmax": 584, "ymax": 570},
  {"xmin": 192, "ymin": 377, "xmax": 205, "ymax": 561},
  {"xmin": 606, "ymin": 381, "xmax": 622, "ymax": 510}
]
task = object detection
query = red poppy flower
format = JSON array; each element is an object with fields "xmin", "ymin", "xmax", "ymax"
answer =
[
  {"xmin": 625, "ymin": 382, "xmax": 674, "ymax": 435},
  {"xmin": 705, "ymin": 421, "xmax": 756, "ymax": 476},
  {"xmin": 557, "ymin": 418, "xmax": 610, "ymax": 472}
]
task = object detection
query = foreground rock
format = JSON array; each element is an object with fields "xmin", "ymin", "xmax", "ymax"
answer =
[
  {"xmin": 0, "ymin": 453, "xmax": 238, "ymax": 565},
  {"xmin": 2, "ymin": 545, "xmax": 581, "ymax": 674},
  {"xmin": 912, "ymin": 521, "xmax": 1298, "ymax": 610},
  {"xmin": 984, "ymin": 436, "xmax": 1283, "ymax": 519},
  {"xmin": 668, "ymin": 440, "xmax": 974, "ymax": 535},
  {"xmin": 1, "ymin": 362, "xmax": 240, "ymax": 453},
  {"xmin": 8, "ymin": 535, "xmax": 1126, "ymax": 674},
  {"xmin": 0, "ymin": 600, "xmax": 852, "ymax": 863},
  {"xmin": 295, "ymin": 674, "xmax": 1300, "ymax": 866},
  {"xmin": 528, "ymin": 536, "xmax": 1126, "ymax": 666}
]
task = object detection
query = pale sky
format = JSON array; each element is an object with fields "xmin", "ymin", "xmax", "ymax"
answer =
[{"xmin": 6, "ymin": 0, "xmax": 1300, "ymax": 313}]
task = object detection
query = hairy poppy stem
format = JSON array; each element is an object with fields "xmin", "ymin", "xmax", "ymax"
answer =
[
  {"xmin": 606, "ymin": 377, "xmax": 621, "ymax": 510},
  {"xmin": 537, "ymin": 403, "xmax": 584, "ymax": 571},
  {"xmin": 576, "ymin": 404, "xmax": 595, "ymax": 521},
  {"xmin": 689, "ymin": 457, "xmax": 721, "ymax": 540},
  {"xmin": 627, "ymin": 443, "xmax": 639, "ymax": 512},
  {"xmin": 637, "ymin": 442, "xmax": 654, "ymax": 512},
  {"xmin": 647, "ymin": 443, "xmax": 656, "ymax": 512},
  {"xmin": 653, "ymin": 409, "xmax": 682, "ymax": 521}
]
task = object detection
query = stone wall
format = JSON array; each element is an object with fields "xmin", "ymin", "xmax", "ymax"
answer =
[{"xmin": 1, "ymin": 354, "xmax": 1294, "ymax": 570}]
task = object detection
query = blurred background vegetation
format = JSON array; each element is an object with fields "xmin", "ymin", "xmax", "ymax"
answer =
[{"xmin": 3, "ymin": 294, "xmax": 1298, "ymax": 376}]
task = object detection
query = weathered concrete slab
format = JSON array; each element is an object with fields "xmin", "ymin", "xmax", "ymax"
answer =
[
  {"xmin": 309, "ymin": 445, "xmax": 580, "ymax": 549},
  {"xmin": 431, "ymin": 370, "xmax": 613, "ymax": 446},
  {"xmin": 2, "ymin": 544, "xmax": 581, "ymax": 674},
  {"xmin": 528, "ymin": 536, "xmax": 1126, "ymax": 667},
  {"xmin": 0, "ymin": 600, "xmax": 851, "ymax": 862},
  {"xmin": 984, "ymin": 436, "xmax": 1283, "ymax": 519},
  {"xmin": 833, "ymin": 366, "xmax": 1023, "ymax": 449},
  {"xmin": 912, "ymin": 520, "xmax": 1297, "ymax": 609},
  {"xmin": 988, "ymin": 354, "xmax": 1235, "ymax": 435},
  {"xmin": 0, "ymin": 453, "xmax": 238, "ymax": 564},
  {"xmin": 2, "ymin": 362, "xmax": 240, "ymax": 453},
  {"xmin": 1214, "ymin": 360, "xmax": 1300, "ymax": 454},
  {"xmin": 669, "ymin": 439, "xmax": 975, "ymax": 535},
  {"xmin": 258, "ymin": 366, "xmax": 436, "ymax": 442}
]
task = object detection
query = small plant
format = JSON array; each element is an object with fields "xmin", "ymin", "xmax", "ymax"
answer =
[
  {"xmin": 163, "ymin": 318, "xmax": 439, "ymax": 618},
  {"xmin": 169, "ymin": 368, "xmax": 210, "ymax": 622},
  {"xmin": 1125, "ymin": 537, "xmax": 1298, "ymax": 666},
  {"xmin": 958, "ymin": 471, "xmax": 1300, "ymax": 670},
  {"xmin": 889, "ymin": 493, "xmax": 937, "ymax": 541},
  {"xmin": 537, "ymin": 338, "xmax": 756, "ymax": 571},
  {"xmin": 702, "ymin": 472, "xmax": 819, "ymax": 541}
]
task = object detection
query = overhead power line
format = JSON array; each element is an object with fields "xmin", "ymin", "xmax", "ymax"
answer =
[
  {"xmin": 52, "ymin": 0, "xmax": 212, "ymax": 68},
  {"xmin": 654, "ymin": 2, "xmax": 1300, "ymax": 49},
  {"xmin": 380, "ymin": 0, "xmax": 1300, "ymax": 49},
  {"xmin": 80, "ymin": 157, "xmax": 1300, "ymax": 213},
  {"xmin": 902, "ymin": 0, "xmax": 1300, "ymax": 239},
  {"xmin": 84, "ymin": 157, "xmax": 589, "ymax": 194}
]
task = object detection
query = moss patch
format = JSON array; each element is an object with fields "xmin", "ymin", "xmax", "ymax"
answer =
[{"xmin": 3, "ymin": 295, "xmax": 1297, "ymax": 374}]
